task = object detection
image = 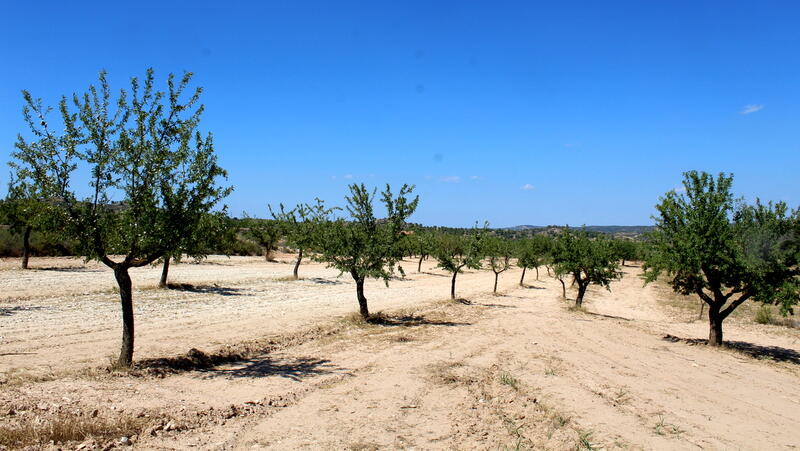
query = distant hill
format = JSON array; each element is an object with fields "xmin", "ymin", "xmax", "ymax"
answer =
[{"xmin": 504, "ymin": 224, "xmax": 654, "ymax": 238}]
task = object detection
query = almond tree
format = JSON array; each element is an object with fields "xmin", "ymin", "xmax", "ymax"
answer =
[
  {"xmin": 270, "ymin": 199, "xmax": 336, "ymax": 279},
  {"xmin": 434, "ymin": 226, "xmax": 485, "ymax": 300},
  {"xmin": 242, "ymin": 215, "xmax": 283, "ymax": 261},
  {"xmin": 644, "ymin": 171, "xmax": 799, "ymax": 346},
  {"xmin": 552, "ymin": 228, "xmax": 621, "ymax": 307},
  {"xmin": 485, "ymin": 236, "xmax": 513, "ymax": 294},
  {"xmin": 314, "ymin": 184, "xmax": 418, "ymax": 318},
  {"xmin": 11, "ymin": 69, "xmax": 230, "ymax": 367}
]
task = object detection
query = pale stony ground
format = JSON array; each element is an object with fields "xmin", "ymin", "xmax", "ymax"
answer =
[{"xmin": 1, "ymin": 255, "xmax": 799, "ymax": 450}]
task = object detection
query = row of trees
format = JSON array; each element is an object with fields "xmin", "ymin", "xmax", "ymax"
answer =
[{"xmin": 5, "ymin": 70, "xmax": 796, "ymax": 368}]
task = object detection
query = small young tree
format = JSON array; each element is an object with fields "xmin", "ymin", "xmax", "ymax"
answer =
[
  {"xmin": 433, "ymin": 227, "xmax": 485, "ymax": 300},
  {"xmin": 552, "ymin": 228, "xmax": 622, "ymax": 307},
  {"xmin": 485, "ymin": 236, "xmax": 513, "ymax": 294},
  {"xmin": 158, "ymin": 210, "xmax": 232, "ymax": 288},
  {"xmin": 11, "ymin": 69, "xmax": 230, "ymax": 366},
  {"xmin": 270, "ymin": 199, "xmax": 336, "ymax": 279},
  {"xmin": 242, "ymin": 215, "xmax": 283, "ymax": 261},
  {"xmin": 516, "ymin": 236, "xmax": 551, "ymax": 286},
  {"xmin": 613, "ymin": 239, "xmax": 639, "ymax": 267},
  {"xmin": 644, "ymin": 171, "xmax": 799, "ymax": 346},
  {"xmin": 314, "ymin": 184, "xmax": 418, "ymax": 318},
  {"xmin": 411, "ymin": 229, "xmax": 435, "ymax": 272}
]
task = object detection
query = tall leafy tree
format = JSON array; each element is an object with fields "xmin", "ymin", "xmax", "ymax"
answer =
[
  {"xmin": 434, "ymin": 226, "xmax": 485, "ymax": 300},
  {"xmin": 410, "ymin": 229, "xmax": 436, "ymax": 272},
  {"xmin": 5, "ymin": 92, "xmax": 75, "ymax": 269},
  {"xmin": 485, "ymin": 236, "xmax": 513, "ymax": 294},
  {"xmin": 270, "ymin": 199, "xmax": 336, "ymax": 279},
  {"xmin": 11, "ymin": 69, "xmax": 230, "ymax": 366},
  {"xmin": 314, "ymin": 184, "xmax": 418, "ymax": 318},
  {"xmin": 644, "ymin": 171, "xmax": 800, "ymax": 346},
  {"xmin": 552, "ymin": 228, "xmax": 622, "ymax": 307}
]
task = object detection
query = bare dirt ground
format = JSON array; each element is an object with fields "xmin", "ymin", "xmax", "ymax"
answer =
[{"xmin": 1, "ymin": 256, "xmax": 799, "ymax": 450}]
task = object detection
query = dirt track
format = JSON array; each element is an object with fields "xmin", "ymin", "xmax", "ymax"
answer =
[{"xmin": 1, "ymin": 256, "xmax": 799, "ymax": 450}]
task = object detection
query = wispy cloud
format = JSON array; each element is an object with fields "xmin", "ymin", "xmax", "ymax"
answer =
[
  {"xmin": 469, "ymin": 175, "xmax": 483, "ymax": 181},
  {"xmin": 343, "ymin": 174, "xmax": 353, "ymax": 180},
  {"xmin": 440, "ymin": 176, "xmax": 461, "ymax": 183},
  {"xmin": 741, "ymin": 104, "xmax": 764, "ymax": 115},
  {"xmin": 521, "ymin": 183, "xmax": 535, "ymax": 191}
]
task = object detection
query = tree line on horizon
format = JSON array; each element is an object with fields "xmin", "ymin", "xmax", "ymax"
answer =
[{"xmin": 2, "ymin": 69, "xmax": 798, "ymax": 367}]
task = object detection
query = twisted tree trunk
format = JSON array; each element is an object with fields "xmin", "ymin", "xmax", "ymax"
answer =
[
  {"xmin": 158, "ymin": 255, "xmax": 170, "ymax": 288},
  {"xmin": 519, "ymin": 267, "xmax": 527, "ymax": 286},
  {"xmin": 21, "ymin": 226, "xmax": 32, "ymax": 270},
  {"xmin": 293, "ymin": 248, "xmax": 303, "ymax": 279},
  {"xmin": 114, "ymin": 266, "xmax": 135, "ymax": 367}
]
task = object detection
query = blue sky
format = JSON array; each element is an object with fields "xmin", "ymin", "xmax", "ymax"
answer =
[{"xmin": 1, "ymin": 1, "xmax": 798, "ymax": 227}]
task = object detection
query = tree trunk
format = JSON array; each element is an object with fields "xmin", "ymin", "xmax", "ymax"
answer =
[
  {"xmin": 708, "ymin": 304, "xmax": 723, "ymax": 346},
  {"xmin": 263, "ymin": 247, "xmax": 270, "ymax": 261},
  {"xmin": 158, "ymin": 255, "xmax": 170, "ymax": 288},
  {"xmin": 352, "ymin": 271, "xmax": 369, "ymax": 319},
  {"xmin": 519, "ymin": 267, "xmax": 527, "ymax": 286},
  {"xmin": 535, "ymin": 266, "xmax": 539, "ymax": 281},
  {"xmin": 21, "ymin": 226, "xmax": 32, "ymax": 270},
  {"xmin": 697, "ymin": 300, "xmax": 705, "ymax": 321},
  {"xmin": 559, "ymin": 278, "xmax": 566, "ymax": 299},
  {"xmin": 114, "ymin": 266, "xmax": 135, "ymax": 367},
  {"xmin": 575, "ymin": 281, "xmax": 588, "ymax": 307},
  {"xmin": 451, "ymin": 271, "xmax": 458, "ymax": 299},
  {"xmin": 493, "ymin": 272, "xmax": 499, "ymax": 294},
  {"xmin": 417, "ymin": 254, "xmax": 424, "ymax": 272},
  {"xmin": 546, "ymin": 265, "xmax": 552, "ymax": 277},
  {"xmin": 293, "ymin": 248, "xmax": 303, "ymax": 279}
]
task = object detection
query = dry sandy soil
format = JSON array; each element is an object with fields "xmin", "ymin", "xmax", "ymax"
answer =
[{"xmin": 1, "ymin": 255, "xmax": 799, "ymax": 450}]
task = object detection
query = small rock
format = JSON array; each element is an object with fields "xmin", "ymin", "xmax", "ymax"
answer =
[
  {"xmin": 119, "ymin": 436, "xmax": 131, "ymax": 446},
  {"xmin": 164, "ymin": 421, "xmax": 177, "ymax": 431},
  {"xmin": 6, "ymin": 408, "xmax": 15, "ymax": 416},
  {"xmin": 90, "ymin": 409, "xmax": 99, "ymax": 418},
  {"xmin": 37, "ymin": 403, "xmax": 48, "ymax": 411}
]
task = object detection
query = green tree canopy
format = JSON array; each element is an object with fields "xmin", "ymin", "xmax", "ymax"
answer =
[
  {"xmin": 644, "ymin": 171, "xmax": 800, "ymax": 346},
  {"xmin": 552, "ymin": 228, "xmax": 622, "ymax": 307},
  {"xmin": 10, "ymin": 69, "xmax": 230, "ymax": 366},
  {"xmin": 314, "ymin": 183, "xmax": 418, "ymax": 318},
  {"xmin": 433, "ymin": 225, "xmax": 485, "ymax": 300}
]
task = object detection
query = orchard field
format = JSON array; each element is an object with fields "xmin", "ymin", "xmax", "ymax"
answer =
[{"xmin": 1, "ymin": 253, "xmax": 799, "ymax": 450}]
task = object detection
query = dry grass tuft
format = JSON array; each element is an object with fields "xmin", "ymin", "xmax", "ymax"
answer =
[{"xmin": 0, "ymin": 411, "xmax": 152, "ymax": 449}]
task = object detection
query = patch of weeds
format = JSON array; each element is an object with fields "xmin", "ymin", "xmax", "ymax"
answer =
[
  {"xmin": 754, "ymin": 305, "xmax": 773, "ymax": 325},
  {"xmin": 575, "ymin": 429, "xmax": 599, "ymax": 450},
  {"xmin": 499, "ymin": 371, "xmax": 520, "ymax": 391},
  {"xmin": 550, "ymin": 412, "xmax": 572, "ymax": 429},
  {"xmin": 427, "ymin": 361, "xmax": 470, "ymax": 386},
  {"xmin": 273, "ymin": 275, "xmax": 302, "ymax": 282},
  {"xmin": 611, "ymin": 387, "xmax": 631, "ymax": 406},
  {"xmin": 654, "ymin": 415, "xmax": 683, "ymax": 436},
  {"xmin": 348, "ymin": 441, "xmax": 380, "ymax": 451}
]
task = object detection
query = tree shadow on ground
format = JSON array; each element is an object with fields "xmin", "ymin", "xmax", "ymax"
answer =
[
  {"xmin": 35, "ymin": 266, "xmax": 92, "ymax": 272},
  {"xmin": 134, "ymin": 348, "xmax": 337, "ymax": 381},
  {"xmin": 366, "ymin": 312, "xmax": 471, "ymax": 327},
  {"xmin": 521, "ymin": 284, "xmax": 546, "ymax": 290},
  {"xmin": 306, "ymin": 277, "xmax": 345, "ymax": 285},
  {"xmin": 662, "ymin": 334, "xmax": 800, "ymax": 365},
  {"xmin": 212, "ymin": 356, "xmax": 337, "ymax": 381},
  {"xmin": 165, "ymin": 283, "xmax": 243, "ymax": 296},
  {"xmin": 419, "ymin": 272, "xmax": 449, "ymax": 278},
  {"xmin": 583, "ymin": 311, "xmax": 632, "ymax": 321},
  {"xmin": 0, "ymin": 305, "xmax": 46, "ymax": 316}
]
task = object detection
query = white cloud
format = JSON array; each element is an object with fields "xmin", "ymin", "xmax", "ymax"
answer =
[
  {"xmin": 440, "ymin": 176, "xmax": 461, "ymax": 183},
  {"xmin": 741, "ymin": 104, "xmax": 764, "ymax": 114},
  {"xmin": 343, "ymin": 174, "xmax": 353, "ymax": 179},
  {"xmin": 469, "ymin": 175, "xmax": 483, "ymax": 180},
  {"xmin": 521, "ymin": 183, "xmax": 535, "ymax": 191}
]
